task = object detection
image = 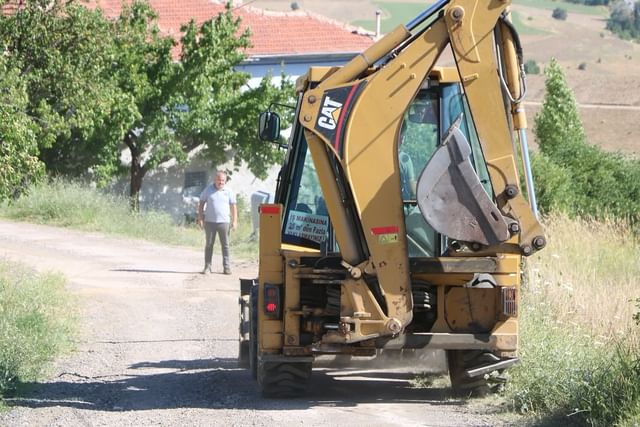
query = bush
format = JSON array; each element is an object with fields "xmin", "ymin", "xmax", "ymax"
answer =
[
  {"xmin": 532, "ymin": 58, "xmax": 640, "ymax": 222},
  {"xmin": 524, "ymin": 59, "xmax": 541, "ymax": 75},
  {"xmin": 0, "ymin": 260, "xmax": 76, "ymax": 397},
  {"xmin": 607, "ymin": 0, "xmax": 640, "ymax": 41},
  {"xmin": 552, "ymin": 7, "xmax": 568, "ymax": 20}
]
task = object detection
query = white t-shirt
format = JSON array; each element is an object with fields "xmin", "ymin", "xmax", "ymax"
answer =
[{"xmin": 199, "ymin": 185, "xmax": 236, "ymax": 223}]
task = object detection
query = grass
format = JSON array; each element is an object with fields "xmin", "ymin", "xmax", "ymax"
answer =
[
  {"xmin": 407, "ymin": 214, "xmax": 640, "ymax": 425},
  {"xmin": 505, "ymin": 214, "xmax": 640, "ymax": 426},
  {"xmin": 352, "ymin": 0, "xmax": 607, "ymax": 32},
  {"xmin": 353, "ymin": 2, "xmax": 433, "ymax": 33},
  {"xmin": 513, "ymin": 0, "xmax": 608, "ymax": 17},
  {"xmin": 0, "ymin": 179, "xmax": 259, "ymax": 261},
  {"xmin": 511, "ymin": 10, "xmax": 550, "ymax": 36},
  {"xmin": 0, "ymin": 260, "xmax": 77, "ymax": 401}
]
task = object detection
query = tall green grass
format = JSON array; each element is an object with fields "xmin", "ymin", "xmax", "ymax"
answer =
[
  {"xmin": 507, "ymin": 214, "xmax": 640, "ymax": 426},
  {"xmin": 0, "ymin": 260, "xmax": 76, "ymax": 400},
  {"xmin": 0, "ymin": 179, "xmax": 258, "ymax": 260}
]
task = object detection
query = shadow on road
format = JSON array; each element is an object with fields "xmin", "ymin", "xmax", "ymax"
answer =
[
  {"xmin": 110, "ymin": 268, "xmax": 202, "ymax": 274},
  {"xmin": 7, "ymin": 357, "xmax": 464, "ymax": 412}
]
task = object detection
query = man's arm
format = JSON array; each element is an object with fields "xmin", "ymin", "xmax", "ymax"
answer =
[
  {"xmin": 230, "ymin": 203, "xmax": 238, "ymax": 231},
  {"xmin": 197, "ymin": 200, "xmax": 205, "ymax": 228}
]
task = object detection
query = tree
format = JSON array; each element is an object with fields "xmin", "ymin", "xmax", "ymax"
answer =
[
  {"xmin": 0, "ymin": 0, "xmax": 294, "ymax": 209},
  {"xmin": 0, "ymin": 0, "xmax": 122, "ymax": 177},
  {"xmin": 98, "ymin": 1, "xmax": 293, "ymax": 208},
  {"xmin": 524, "ymin": 59, "xmax": 541, "ymax": 75},
  {"xmin": 607, "ymin": 0, "xmax": 640, "ymax": 40},
  {"xmin": 0, "ymin": 58, "xmax": 44, "ymax": 201},
  {"xmin": 534, "ymin": 59, "xmax": 585, "ymax": 159},
  {"xmin": 532, "ymin": 58, "xmax": 640, "ymax": 220}
]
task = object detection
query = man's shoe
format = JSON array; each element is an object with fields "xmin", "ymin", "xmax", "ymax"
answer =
[
  {"xmin": 202, "ymin": 265, "xmax": 212, "ymax": 274},
  {"xmin": 223, "ymin": 269, "xmax": 232, "ymax": 275}
]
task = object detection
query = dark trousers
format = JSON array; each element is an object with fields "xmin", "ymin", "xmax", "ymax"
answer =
[{"xmin": 204, "ymin": 222, "xmax": 231, "ymax": 270}]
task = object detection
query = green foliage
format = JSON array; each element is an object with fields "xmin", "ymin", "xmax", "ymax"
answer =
[
  {"xmin": 508, "ymin": 215, "xmax": 640, "ymax": 425},
  {"xmin": 177, "ymin": 11, "xmax": 294, "ymax": 180},
  {"xmin": 0, "ymin": 58, "xmax": 44, "ymax": 201},
  {"xmin": 0, "ymin": 179, "xmax": 259, "ymax": 259},
  {"xmin": 508, "ymin": 299, "xmax": 640, "ymax": 426},
  {"xmin": 607, "ymin": 0, "xmax": 640, "ymax": 41},
  {"xmin": 0, "ymin": 0, "xmax": 294, "ymax": 207},
  {"xmin": 565, "ymin": 0, "xmax": 609, "ymax": 6},
  {"xmin": 552, "ymin": 7, "xmax": 568, "ymax": 20},
  {"xmin": 0, "ymin": 0, "xmax": 121, "ymax": 164},
  {"xmin": 524, "ymin": 59, "xmax": 541, "ymax": 75},
  {"xmin": 0, "ymin": 260, "xmax": 76, "ymax": 397},
  {"xmin": 532, "ymin": 58, "xmax": 640, "ymax": 221}
]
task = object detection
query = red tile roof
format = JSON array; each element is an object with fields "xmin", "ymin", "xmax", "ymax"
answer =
[{"xmin": 83, "ymin": 0, "xmax": 374, "ymax": 57}]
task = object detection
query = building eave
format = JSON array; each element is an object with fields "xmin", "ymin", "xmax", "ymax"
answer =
[{"xmin": 241, "ymin": 52, "xmax": 361, "ymax": 66}]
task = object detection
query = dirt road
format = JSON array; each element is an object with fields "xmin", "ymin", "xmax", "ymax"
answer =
[{"xmin": 0, "ymin": 220, "xmax": 505, "ymax": 426}]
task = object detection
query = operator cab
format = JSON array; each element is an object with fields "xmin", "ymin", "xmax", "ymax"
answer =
[
  {"xmin": 259, "ymin": 67, "xmax": 494, "ymax": 258},
  {"xmin": 400, "ymin": 76, "xmax": 492, "ymax": 257}
]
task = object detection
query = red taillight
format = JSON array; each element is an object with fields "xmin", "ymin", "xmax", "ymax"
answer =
[{"xmin": 264, "ymin": 283, "xmax": 281, "ymax": 319}]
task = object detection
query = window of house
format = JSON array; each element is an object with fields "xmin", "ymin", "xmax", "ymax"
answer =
[{"xmin": 183, "ymin": 171, "xmax": 207, "ymax": 197}]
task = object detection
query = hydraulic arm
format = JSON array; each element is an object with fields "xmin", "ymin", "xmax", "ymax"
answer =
[{"xmin": 295, "ymin": 0, "xmax": 545, "ymax": 340}]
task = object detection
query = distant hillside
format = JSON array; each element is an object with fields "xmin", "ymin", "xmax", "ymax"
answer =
[{"xmin": 250, "ymin": 0, "xmax": 640, "ymax": 155}]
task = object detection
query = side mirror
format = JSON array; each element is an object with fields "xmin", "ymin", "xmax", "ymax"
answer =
[{"xmin": 258, "ymin": 111, "xmax": 281, "ymax": 142}]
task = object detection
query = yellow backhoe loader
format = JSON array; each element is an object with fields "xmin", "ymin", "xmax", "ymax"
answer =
[{"xmin": 239, "ymin": 0, "xmax": 546, "ymax": 397}]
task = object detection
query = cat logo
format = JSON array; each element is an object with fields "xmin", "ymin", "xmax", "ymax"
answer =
[{"xmin": 317, "ymin": 96, "xmax": 343, "ymax": 130}]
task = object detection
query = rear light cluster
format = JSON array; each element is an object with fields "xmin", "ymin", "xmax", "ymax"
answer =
[
  {"xmin": 501, "ymin": 287, "xmax": 518, "ymax": 317},
  {"xmin": 264, "ymin": 283, "xmax": 282, "ymax": 319}
]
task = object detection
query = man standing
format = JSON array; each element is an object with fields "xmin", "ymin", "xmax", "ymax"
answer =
[{"xmin": 197, "ymin": 171, "xmax": 238, "ymax": 274}]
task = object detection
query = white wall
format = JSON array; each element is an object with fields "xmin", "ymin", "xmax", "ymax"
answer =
[{"xmin": 110, "ymin": 156, "xmax": 280, "ymax": 224}]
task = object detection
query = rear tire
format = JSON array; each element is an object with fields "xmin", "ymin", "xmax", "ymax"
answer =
[
  {"xmin": 238, "ymin": 296, "xmax": 250, "ymax": 368},
  {"xmin": 249, "ymin": 286, "xmax": 258, "ymax": 379},
  {"xmin": 257, "ymin": 360, "xmax": 312, "ymax": 398},
  {"xmin": 238, "ymin": 341, "xmax": 249, "ymax": 368},
  {"xmin": 447, "ymin": 350, "xmax": 505, "ymax": 397}
]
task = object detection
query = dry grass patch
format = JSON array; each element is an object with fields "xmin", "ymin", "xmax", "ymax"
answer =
[{"xmin": 526, "ymin": 214, "xmax": 640, "ymax": 342}]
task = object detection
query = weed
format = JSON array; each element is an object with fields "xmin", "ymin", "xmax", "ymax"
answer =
[
  {"xmin": 0, "ymin": 260, "xmax": 77, "ymax": 398},
  {"xmin": 507, "ymin": 214, "xmax": 640, "ymax": 425}
]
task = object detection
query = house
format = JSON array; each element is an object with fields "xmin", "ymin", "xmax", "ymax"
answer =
[{"xmin": 90, "ymin": 0, "xmax": 375, "ymax": 224}]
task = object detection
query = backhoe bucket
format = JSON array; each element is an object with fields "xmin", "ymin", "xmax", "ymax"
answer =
[{"xmin": 415, "ymin": 125, "xmax": 509, "ymax": 246}]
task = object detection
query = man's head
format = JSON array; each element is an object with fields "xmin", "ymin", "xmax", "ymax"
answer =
[{"xmin": 214, "ymin": 171, "xmax": 227, "ymax": 189}]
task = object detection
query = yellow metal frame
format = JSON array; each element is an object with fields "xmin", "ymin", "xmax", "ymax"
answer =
[{"xmin": 259, "ymin": 0, "xmax": 544, "ymax": 352}]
